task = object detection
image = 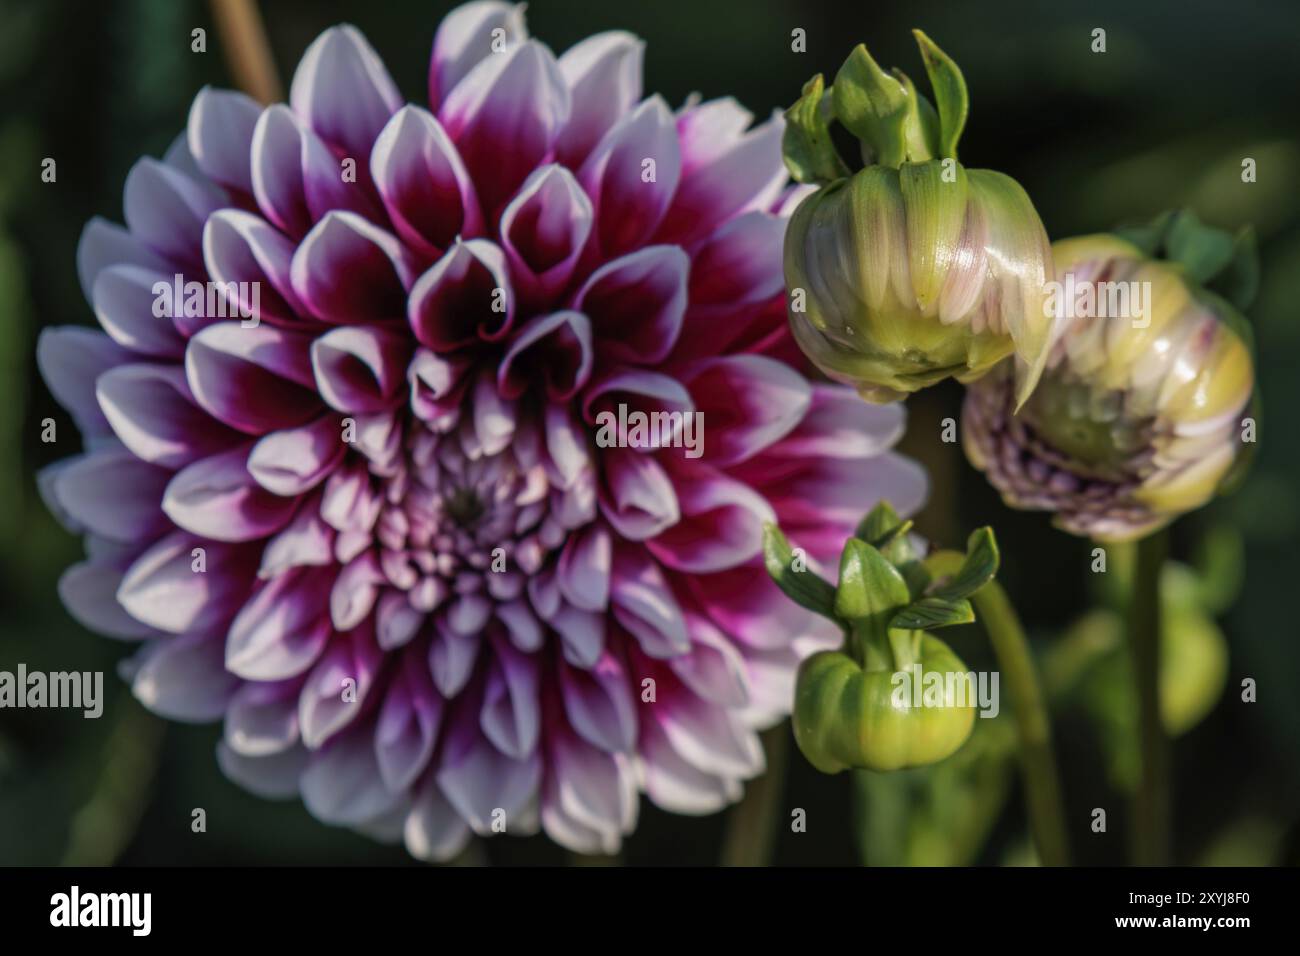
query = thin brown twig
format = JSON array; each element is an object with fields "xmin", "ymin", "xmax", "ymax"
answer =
[{"xmin": 209, "ymin": 0, "xmax": 283, "ymax": 104}]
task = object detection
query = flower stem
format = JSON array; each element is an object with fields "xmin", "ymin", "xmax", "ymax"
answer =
[
  {"xmin": 1128, "ymin": 529, "xmax": 1170, "ymax": 865},
  {"xmin": 720, "ymin": 724, "xmax": 790, "ymax": 866},
  {"xmin": 972, "ymin": 579, "xmax": 1072, "ymax": 866},
  {"xmin": 210, "ymin": 0, "xmax": 283, "ymax": 104}
]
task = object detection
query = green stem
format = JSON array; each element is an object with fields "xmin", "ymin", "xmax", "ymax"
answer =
[
  {"xmin": 974, "ymin": 579, "xmax": 1072, "ymax": 867},
  {"xmin": 927, "ymin": 550, "xmax": 1070, "ymax": 866},
  {"xmin": 1128, "ymin": 530, "xmax": 1170, "ymax": 865},
  {"xmin": 719, "ymin": 724, "xmax": 790, "ymax": 866}
]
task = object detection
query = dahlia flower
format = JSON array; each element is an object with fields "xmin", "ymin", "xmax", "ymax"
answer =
[
  {"xmin": 782, "ymin": 34, "xmax": 1055, "ymax": 405},
  {"xmin": 963, "ymin": 232, "xmax": 1256, "ymax": 542},
  {"xmin": 37, "ymin": 2, "xmax": 926, "ymax": 858}
]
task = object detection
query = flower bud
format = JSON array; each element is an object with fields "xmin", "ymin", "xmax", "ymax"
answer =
[
  {"xmin": 764, "ymin": 503, "xmax": 1001, "ymax": 773},
  {"xmin": 963, "ymin": 221, "xmax": 1258, "ymax": 542},
  {"xmin": 782, "ymin": 33, "xmax": 1055, "ymax": 404}
]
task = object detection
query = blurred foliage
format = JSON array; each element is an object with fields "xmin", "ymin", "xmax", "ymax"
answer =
[{"xmin": 0, "ymin": 0, "xmax": 1297, "ymax": 866}]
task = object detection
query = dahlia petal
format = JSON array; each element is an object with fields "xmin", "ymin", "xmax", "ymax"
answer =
[
  {"xmin": 647, "ymin": 463, "xmax": 775, "ymax": 573},
  {"xmin": 679, "ymin": 355, "xmax": 811, "ymax": 466},
  {"xmin": 763, "ymin": 385, "xmax": 906, "ymax": 460},
  {"xmin": 226, "ymin": 565, "xmax": 335, "ymax": 680},
  {"xmin": 408, "ymin": 348, "xmax": 470, "ymax": 426},
  {"xmin": 556, "ymin": 523, "xmax": 611, "ymax": 612},
  {"xmin": 428, "ymin": 620, "xmax": 480, "ymax": 697},
  {"xmin": 217, "ymin": 742, "xmax": 308, "ymax": 800},
  {"xmin": 375, "ymin": 590, "xmax": 425, "ymax": 650},
  {"xmin": 330, "ymin": 551, "xmax": 387, "ymax": 630},
  {"xmin": 290, "ymin": 25, "xmax": 403, "ymax": 160},
  {"xmin": 291, "ymin": 211, "xmax": 417, "ymax": 324},
  {"xmin": 124, "ymin": 631, "xmax": 239, "ymax": 722},
  {"xmin": 608, "ymin": 545, "xmax": 689, "ymax": 658},
  {"xmin": 440, "ymin": 39, "xmax": 571, "ymax": 216},
  {"xmin": 118, "ymin": 532, "xmax": 254, "ymax": 634},
  {"xmin": 162, "ymin": 444, "xmax": 297, "ymax": 542},
  {"xmin": 249, "ymin": 105, "xmax": 314, "ymax": 237},
  {"xmin": 470, "ymin": 370, "xmax": 516, "ymax": 456},
  {"xmin": 185, "ymin": 322, "xmax": 321, "ymax": 434},
  {"xmin": 543, "ymin": 403, "xmax": 591, "ymax": 490},
  {"xmin": 38, "ymin": 326, "xmax": 132, "ymax": 436},
  {"xmin": 542, "ymin": 731, "xmax": 637, "ymax": 854},
  {"xmin": 575, "ymin": 244, "xmax": 689, "ymax": 367},
  {"xmin": 558, "ymin": 651, "xmax": 637, "ymax": 752},
  {"xmin": 224, "ymin": 677, "xmax": 304, "ymax": 757},
  {"xmin": 259, "ymin": 497, "xmax": 336, "ymax": 578},
  {"xmin": 436, "ymin": 715, "xmax": 542, "ymax": 835},
  {"xmin": 577, "ymin": 96, "xmax": 680, "ymax": 256},
  {"xmin": 688, "ymin": 210, "xmax": 786, "ymax": 306},
  {"xmin": 54, "ymin": 450, "xmax": 168, "ymax": 549},
  {"xmin": 187, "ymin": 86, "xmax": 260, "ymax": 193},
  {"xmin": 203, "ymin": 209, "xmax": 308, "ymax": 326},
  {"xmin": 598, "ymin": 446, "xmax": 679, "ymax": 540},
  {"xmin": 480, "ymin": 637, "xmax": 540, "ymax": 758},
  {"xmin": 652, "ymin": 691, "xmax": 763, "ymax": 779},
  {"xmin": 760, "ymin": 452, "xmax": 929, "ymax": 530},
  {"xmin": 687, "ymin": 566, "xmax": 835, "ymax": 652},
  {"xmin": 320, "ymin": 459, "xmax": 382, "ymax": 534},
  {"xmin": 404, "ymin": 776, "xmax": 472, "ymax": 862},
  {"xmin": 375, "ymin": 647, "xmax": 444, "ymax": 790},
  {"xmin": 555, "ymin": 31, "xmax": 644, "ymax": 168},
  {"xmin": 298, "ymin": 625, "xmax": 383, "ymax": 749},
  {"xmin": 123, "ymin": 157, "xmax": 222, "ymax": 267},
  {"xmin": 427, "ymin": 0, "xmax": 528, "ymax": 109},
  {"xmin": 658, "ymin": 106, "xmax": 786, "ymax": 244},
  {"xmin": 408, "ymin": 238, "xmax": 514, "ymax": 349},
  {"xmin": 639, "ymin": 714, "xmax": 741, "ymax": 815},
  {"xmin": 495, "ymin": 598, "xmax": 544, "ymax": 652},
  {"xmin": 301, "ymin": 722, "xmax": 406, "ymax": 825},
  {"xmin": 97, "ymin": 362, "xmax": 240, "ymax": 467},
  {"xmin": 497, "ymin": 310, "xmax": 593, "ymax": 401},
  {"xmin": 248, "ymin": 415, "xmax": 345, "ymax": 496},
  {"xmin": 58, "ymin": 560, "xmax": 158, "ymax": 640},
  {"xmin": 553, "ymin": 602, "xmax": 604, "ymax": 668},
  {"xmin": 499, "ymin": 164, "xmax": 592, "ymax": 301},
  {"xmin": 672, "ymin": 609, "xmax": 751, "ymax": 708},
  {"xmin": 92, "ymin": 265, "xmax": 186, "ymax": 358},
  {"xmin": 311, "ymin": 325, "xmax": 412, "ymax": 413},
  {"xmin": 675, "ymin": 96, "xmax": 755, "ymax": 170},
  {"xmin": 582, "ymin": 368, "xmax": 694, "ymax": 452},
  {"xmin": 549, "ymin": 467, "xmax": 598, "ymax": 530},
  {"xmin": 76, "ymin": 217, "xmax": 169, "ymax": 308},
  {"xmin": 372, "ymin": 105, "xmax": 483, "ymax": 259}
]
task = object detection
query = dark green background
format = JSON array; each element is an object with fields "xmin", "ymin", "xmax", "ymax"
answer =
[{"xmin": 1, "ymin": 0, "xmax": 1297, "ymax": 865}]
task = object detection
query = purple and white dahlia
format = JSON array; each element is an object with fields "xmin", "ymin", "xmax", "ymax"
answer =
[{"xmin": 37, "ymin": 2, "xmax": 926, "ymax": 857}]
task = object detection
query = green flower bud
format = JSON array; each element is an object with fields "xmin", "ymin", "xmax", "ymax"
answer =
[
  {"xmin": 793, "ymin": 636, "xmax": 976, "ymax": 773},
  {"xmin": 763, "ymin": 503, "xmax": 1003, "ymax": 773},
  {"xmin": 782, "ymin": 33, "xmax": 1055, "ymax": 405}
]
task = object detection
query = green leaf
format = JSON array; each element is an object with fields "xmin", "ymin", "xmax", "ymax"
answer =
[
  {"xmin": 762, "ymin": 523, "xmax": 837, "ymax": 618},
  {"xmin": 782, "ymin": 74, "xmax": 851, "ymax": 185},
  {"xmin": 1210, "ymin": 225, "xmax": 1260, "ymax": 312},
  {"xmin": 832, "ymin": 44, "xmax": 911, "ymax": 167},
  {"xmin": 912, "ymin": 30, "xmax": 967, "ymax": 159},
  {"xmin": 1165, "ymin": 209, "xmax": 1235, "ymax": 284},
  {"xmin": 891, "ymin": 596, "xmax": 974, "ymax": 630},
  {"xmin": 833, "ymin": 538, "xmax": 911, "ymax": 624},
  {"xmin": 856, "ymin": 500, "xmax": 903, "ymax": 543},
  {"xmin": 930, "ymin": 527, "xmax": 1000, "ymax": 601},
  {"xmin": 1114, "ymin": 209, "xmax": 1177, "ymax": 257}
]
